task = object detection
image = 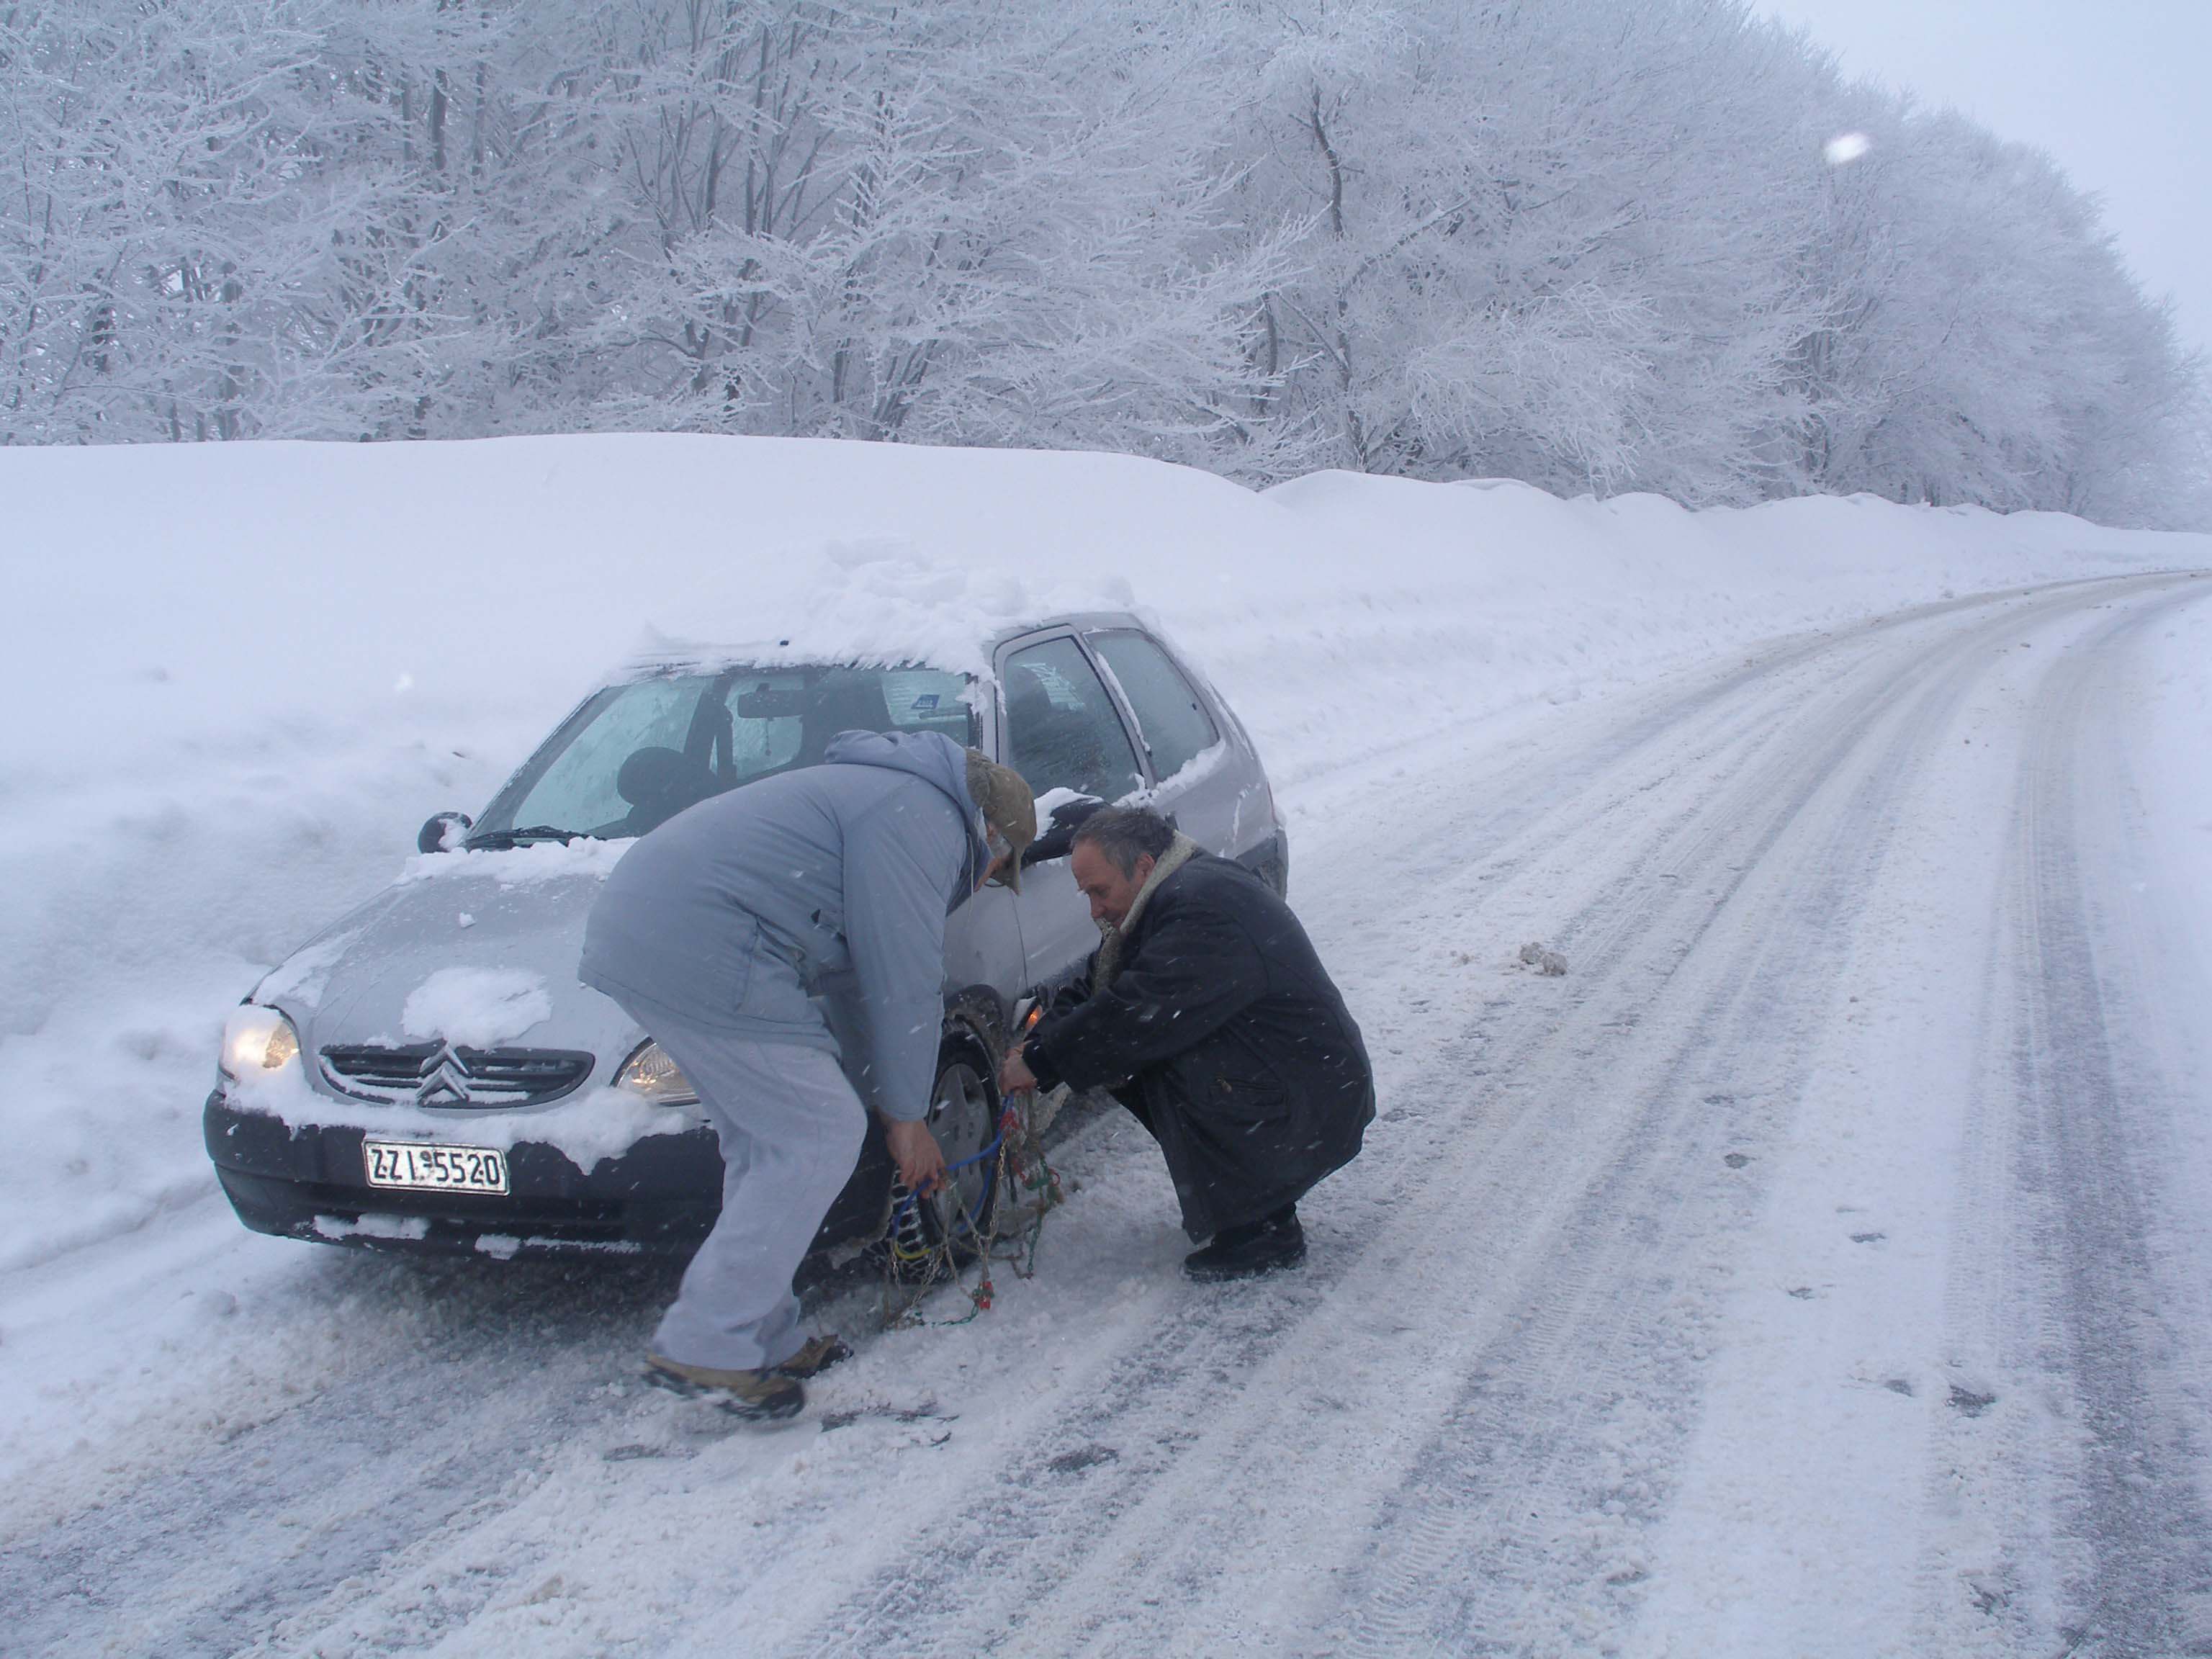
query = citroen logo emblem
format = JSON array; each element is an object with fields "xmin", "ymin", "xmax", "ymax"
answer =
[{"xmin": 414, "ymin": 1045, "xmax": 472, "ymax": 1107}]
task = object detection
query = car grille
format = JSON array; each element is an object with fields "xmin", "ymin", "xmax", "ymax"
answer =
[{"xmin": 319, "ymin": 1043, "xmax": 595, "ymax": 1109}]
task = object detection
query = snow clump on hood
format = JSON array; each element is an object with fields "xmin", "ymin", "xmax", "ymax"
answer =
[{"xmin": 400, "ymin": 967, "xmax": 554, "ymax": 1048}]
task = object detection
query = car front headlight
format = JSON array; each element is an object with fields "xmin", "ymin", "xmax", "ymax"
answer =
[
  {"xmin": 613, "ymin": 1040, "xmax": 698, "ymax": 1107},
  {"xmin": 222, "ymin": 1004, "xmax": 301, "ymax": 1079}
]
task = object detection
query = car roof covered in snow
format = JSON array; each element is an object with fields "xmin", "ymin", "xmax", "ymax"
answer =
[{"xmin": 611, "ymin": 609, "xmax": 1149, "ymax": 683}]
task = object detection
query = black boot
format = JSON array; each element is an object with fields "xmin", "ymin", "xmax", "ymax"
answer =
[{"xmin": 1184, "ymin": 1205, "xmax": 1305, "ymax": 1282}]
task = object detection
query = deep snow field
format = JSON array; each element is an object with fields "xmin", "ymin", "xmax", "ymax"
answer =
[{"xmin": 4, "ymin": 434, "xmax": 2211, "ymax": 1655}]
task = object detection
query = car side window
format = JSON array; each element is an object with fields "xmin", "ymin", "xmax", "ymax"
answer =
[
  {"xmin": 1002, "ymin": 637, "xmax": 1146, "ymax": 801},
  {"xmin": 1087, "ymin": 631, "xmax": 1220, "ymax": 783}
]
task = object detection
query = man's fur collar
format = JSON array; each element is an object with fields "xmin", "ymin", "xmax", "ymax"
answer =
[{"xmin": 1092, "ymin": 832, "xmax": 1203, "ymax": 993}]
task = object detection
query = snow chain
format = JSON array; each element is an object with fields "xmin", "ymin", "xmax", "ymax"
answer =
[{"xmin": 876, "ymin": 1082, "xmax": 1067, "ymax": 1331}]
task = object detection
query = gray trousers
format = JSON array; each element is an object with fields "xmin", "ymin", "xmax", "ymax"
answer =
[{"xmin": 639, "ymin": 1018, "xmax": 868, "ymax": 1372}]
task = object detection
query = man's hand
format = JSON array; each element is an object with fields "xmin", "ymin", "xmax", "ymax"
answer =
[
  {"xmin": 883, "ymin": 1117, "xmax": 948, "ymax": 1197},
  {"xmin": 999, "ymin": 1045, "xmax": 1038, "ymax": 1095}
]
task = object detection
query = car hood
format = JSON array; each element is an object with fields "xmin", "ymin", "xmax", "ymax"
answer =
[{"xmin": 254, "ymin": 839, "xmax": 643, "ymax": 1076}]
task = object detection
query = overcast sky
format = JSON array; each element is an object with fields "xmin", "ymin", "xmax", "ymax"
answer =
[{"xmin": 1751, "ymin": 0, "xmax": 2210, "ymax": 361}]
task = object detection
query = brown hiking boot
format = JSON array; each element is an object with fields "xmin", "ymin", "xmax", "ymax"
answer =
[
  {"xmin": 772, "ymin": 1334, "xmax": 853, "ymax": 1380},
  {"xmin": 643, "ymin": 1353, "xmax": 805, "ymax": 1421}
]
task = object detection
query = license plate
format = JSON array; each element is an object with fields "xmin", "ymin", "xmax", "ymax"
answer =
[{"xmin": 362, "ymin": 1138, "xmax": 509, "ymax": 1195}]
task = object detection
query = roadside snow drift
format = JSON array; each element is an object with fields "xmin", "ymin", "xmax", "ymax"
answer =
[{"xmin": 0, "ymin": 432, "xmax": 2198, "ymax": 1298}]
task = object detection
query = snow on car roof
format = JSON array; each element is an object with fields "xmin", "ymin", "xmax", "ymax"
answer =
[{"xmin": 606, "ymin": 539, "xmax": 1142, "ymax": 681}]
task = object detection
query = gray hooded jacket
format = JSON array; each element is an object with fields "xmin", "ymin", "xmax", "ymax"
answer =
[{"xmin": 579, "ymin": 729, "xmax": 988, "ymax": 1122}]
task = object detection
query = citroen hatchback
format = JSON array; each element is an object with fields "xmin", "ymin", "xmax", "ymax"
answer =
[{"xmin": 204, "ymin": 613, "xmax": 1286, "ymax": 1260}]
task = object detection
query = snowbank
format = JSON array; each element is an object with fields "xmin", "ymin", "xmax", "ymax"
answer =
[{"xmin": 2, "ymin": 433, "xmax": 2203, "ymax": 1274}]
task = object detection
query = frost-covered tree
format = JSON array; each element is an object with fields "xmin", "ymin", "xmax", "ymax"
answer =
[
  {"xmin": 1, "ymin": 2, "xmax": 336, "ymax": 439},
  {"xmin": 2, "ymin": 0, "xmax": 2201, "ymax": 525},
  {"xmin": 1213, "ymin": 0, "xmax": 1832, "ymax": 499},
  {"xmin": 1788, "ymin": 99, "xmax": 2202, "ymax": 524}
]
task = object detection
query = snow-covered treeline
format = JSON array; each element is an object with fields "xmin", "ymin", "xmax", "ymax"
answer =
[{"xmin": 2, "ymin": 0, "xmax": 2202, "ymax": 523}]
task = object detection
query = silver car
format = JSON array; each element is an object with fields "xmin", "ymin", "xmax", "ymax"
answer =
[{"xmin": 204, "ymin": 612, "xmax": 1287, "ymax": 1260}]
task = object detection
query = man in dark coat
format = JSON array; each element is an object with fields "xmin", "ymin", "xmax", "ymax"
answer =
[{"xmin": 1000, "ymin": 806, "xmax": 1373, "ymax": 1280}]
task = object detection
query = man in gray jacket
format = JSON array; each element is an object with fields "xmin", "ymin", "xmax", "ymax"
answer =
[{"xmin": 580, "ymin": 727, "xmax": 1034, "ymax": 1419}]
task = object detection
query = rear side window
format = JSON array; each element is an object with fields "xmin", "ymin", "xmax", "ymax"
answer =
[
  {"xmin": 1002, "ymin": 637, "xmax": 1146, "ymax": 801},
  {"xmin": 1089, "ymin": 631, "xmax": 1220, "ymax": 782}
]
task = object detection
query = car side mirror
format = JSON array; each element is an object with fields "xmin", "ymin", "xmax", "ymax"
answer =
[
  {"xmin": 1023, "ymin": 796, "xmax": 1106, "ymax": 866},
  {"xmin": 418, "ymin": 811, "xmax": 473, "ymax": 855}
]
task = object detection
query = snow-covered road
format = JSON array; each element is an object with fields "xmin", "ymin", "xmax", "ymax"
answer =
[{"xmin": 8, "ymin": 572, "xmax": 2212, "ymax": 1658}]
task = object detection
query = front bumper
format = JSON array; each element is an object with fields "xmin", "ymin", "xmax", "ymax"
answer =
[{"xmin": 203, "ymin": 1088, "xmax": 721, "ymax": 1258}]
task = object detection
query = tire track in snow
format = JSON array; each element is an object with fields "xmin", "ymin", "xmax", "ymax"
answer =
[
  {"xmin": 0, "ymin": 1255, "xmax": 675, "ymax": 1659},
  {"xmin": 1168, "ymin": 579, "xmax": 2203, "ymax": 1654},
  {"xmin": 1308, "ymin": 580, "xmax": 2194, "ymax": 1658},
  {"xmin": 12, "ymin": 577, "xmax": 2198, "ymax": 1659},
  {"xmin": 1915, "ymin": 581, "xmax": 2212, "ymax": 1658},
  {"xmin": 284, "ymin": 593, "xmax": 1920, "ymax": 1658},
  {"xmin": 778, "ymin": 638, "xmax": 1879, "ymax": 1655},
  {"xmin": 770, "ymin": 580, "xmax": 2185, "ymax": 1658}
]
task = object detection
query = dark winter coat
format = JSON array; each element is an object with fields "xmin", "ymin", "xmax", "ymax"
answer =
[{"xmin": 1022, "ymin": 854, "xmax": 1374, "ymax": 1239}]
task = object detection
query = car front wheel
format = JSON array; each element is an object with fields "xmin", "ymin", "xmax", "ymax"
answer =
[{"xmin": 884, "ymin": 1038, "xmax": 1004, "ymax": 1280}]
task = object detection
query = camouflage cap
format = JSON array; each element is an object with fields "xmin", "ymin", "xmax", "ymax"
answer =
[{"xmin": 964, "ymin": 749, "xmax": 1037, "ymax": 894}]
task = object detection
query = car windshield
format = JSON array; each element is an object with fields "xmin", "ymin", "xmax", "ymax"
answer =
[{"xmin": 471, "ymin": 664, "xmax": 977, "ymax": 843}]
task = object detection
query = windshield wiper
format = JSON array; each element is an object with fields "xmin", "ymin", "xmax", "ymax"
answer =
[{"xmin": 464, "ymin": 824, "xmax": 592, "ymax": 850}]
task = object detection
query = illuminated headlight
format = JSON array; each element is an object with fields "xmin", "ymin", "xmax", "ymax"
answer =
[
  {"xmin": 613, "ymin": 1040, "xmax": 698, "ymax": 1107},
  {"xmin": 222, "ymin": 1004, "xmax": 301, "ymax": 1079}
]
